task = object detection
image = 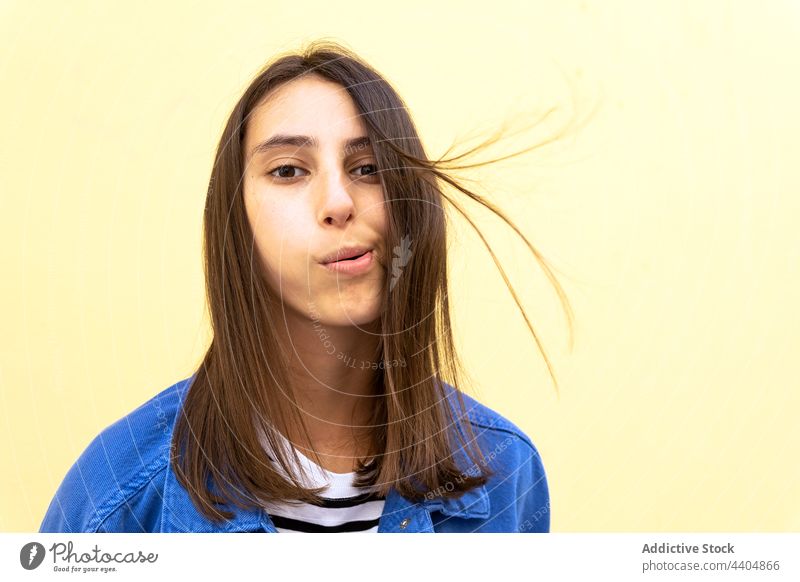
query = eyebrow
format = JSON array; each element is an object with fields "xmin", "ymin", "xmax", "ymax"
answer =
[{"xmin": 248, "ymin": 134, "xmax": 372, "ymax": 160}]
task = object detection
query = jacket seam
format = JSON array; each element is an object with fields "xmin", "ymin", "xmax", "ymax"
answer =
[
  {"xmin": 87, "ymin": 457, "xmax": 169, "ymax": 533},
  {"xmin": 468, "ymin": 418, "xmax": 537, "ymax": 453},
  {"xmin": 448, "ymin": 393, "xmax": 529, "ymax": 443}
]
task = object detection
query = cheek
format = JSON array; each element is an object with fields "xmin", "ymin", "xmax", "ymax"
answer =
[
  {"xmin": 367, "ymin": 198, "xmax": 389, "ymax": 260},
  {"xmin": 247, "ymin": 199, "xmax": 308, "ymax": 273},
  {"xmin": 364, "ymin": 193, "xmax": 388, "ymax": 233}
]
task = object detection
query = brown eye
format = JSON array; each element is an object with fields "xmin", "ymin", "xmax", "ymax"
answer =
[
  {"xmin": 353, "ymin": 164, "xmax": 379, "ymax": 180},
  {"xmin": 268, "ymin": 164, "xmax": 309, "ymax": 180}
]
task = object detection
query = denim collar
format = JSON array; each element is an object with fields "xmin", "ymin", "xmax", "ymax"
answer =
[
  {"xmin": 160, "ymin": 461, "xmax": 490, "ymax": 533},
  {"xmin": 160, "ymin": 378, "xmax": 491, "ymax": 533}
]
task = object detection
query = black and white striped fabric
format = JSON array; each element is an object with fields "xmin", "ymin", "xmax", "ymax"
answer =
[{"xmin": 259, "ymin": 429, "xmax": 385, "ymax": 533}]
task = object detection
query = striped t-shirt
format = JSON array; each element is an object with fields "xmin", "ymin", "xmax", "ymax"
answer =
[{"xmin": 258, "ymin": 428, "xmax": 385, "ymax": 533}]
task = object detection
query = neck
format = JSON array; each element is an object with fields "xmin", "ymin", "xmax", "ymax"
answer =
[{"xmin": 273, "ymin": 305, "xmax": 382, "ymax": 461}]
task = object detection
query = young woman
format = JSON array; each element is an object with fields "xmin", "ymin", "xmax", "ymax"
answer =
[{"xmin": 40, "ymin": 40, "xmax": 573, "ymax": 533}]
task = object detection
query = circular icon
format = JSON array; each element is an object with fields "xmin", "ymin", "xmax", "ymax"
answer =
[{"xmin": 20, "ymin": 542, "xmax": 46, "ymax": 570}]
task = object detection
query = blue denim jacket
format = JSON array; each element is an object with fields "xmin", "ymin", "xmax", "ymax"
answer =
[{"xmin": 39, "ymin": 375, "xmax": 550, "ymax": 533}]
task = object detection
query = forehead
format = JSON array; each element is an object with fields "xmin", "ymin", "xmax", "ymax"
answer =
[{"xmin": 246, "ymin": 76, "xmax": 366, "ymax": 143}]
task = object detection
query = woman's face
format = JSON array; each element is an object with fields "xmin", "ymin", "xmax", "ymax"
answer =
[{"xmin": 242, "ymin": 75, "xmax": 387, "ymax": 328}]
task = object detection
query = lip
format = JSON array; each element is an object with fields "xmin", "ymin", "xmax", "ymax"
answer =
[
  {"xmin": 320, "ymin": 245, "xmax": 373, "ymax": 265},
  {"xmin": 321, "ymin": 249, "xmax": 375, "ymax": 275}
]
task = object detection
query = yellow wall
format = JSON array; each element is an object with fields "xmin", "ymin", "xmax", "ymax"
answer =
[{"xmin": 1, "ymin": 1, "xmax": 798, "ymax": 531}]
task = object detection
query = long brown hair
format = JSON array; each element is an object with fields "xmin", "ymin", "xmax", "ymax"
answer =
[{"xmin": 172, "ymin": 39, "xmax": 576, "ymax": 523}]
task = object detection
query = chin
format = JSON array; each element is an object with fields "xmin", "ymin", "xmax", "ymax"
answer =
[
  {"xmin": 318, "ymin": 305, "xmax": 382, "ymax": 328},
  {"xmin": 309, "ymin": 295, "xmax": 383, "ymax": 328}
]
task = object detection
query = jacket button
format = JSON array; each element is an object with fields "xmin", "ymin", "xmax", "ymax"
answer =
[{"xmin": 399, "ymin": 518, "xmax": 410, "ymax": 529}]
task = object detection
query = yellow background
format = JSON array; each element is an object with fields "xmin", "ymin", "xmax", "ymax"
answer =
[{"xmin": 1, "ymin": 1, "xmax": 798, "ymax": 531}]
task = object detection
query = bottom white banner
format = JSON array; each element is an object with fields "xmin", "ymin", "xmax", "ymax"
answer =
[{"xmin": 1, "ymin": 533, "xmax": 797, "ymax": 581}]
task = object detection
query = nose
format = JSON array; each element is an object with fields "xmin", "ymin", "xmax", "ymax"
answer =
[{"xmin": 316, "ymin": 164, "xmax": 356, "ymax": 227}]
